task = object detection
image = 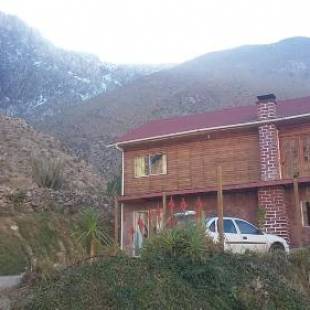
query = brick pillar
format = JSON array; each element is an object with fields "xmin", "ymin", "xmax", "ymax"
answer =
[
  {"xmin": 258, "ymin": 187, "xmax": 290, "ymax": 241},
  {"xmin": 256, "ymin": 94, "xmax": 290, "ymax": 242}
]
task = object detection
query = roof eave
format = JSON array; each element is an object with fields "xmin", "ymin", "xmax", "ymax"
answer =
[{"xmin": 112, "ymin": 112, "xmax": 310, "ymax": 149}]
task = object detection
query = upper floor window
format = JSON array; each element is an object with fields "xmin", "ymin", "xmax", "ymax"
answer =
[
  {"xmin": 134, "ymin": 153, "xmax": 167, "ymax": 178},
  {"xmin": 134, "ymin": 156, "xmax": 149, "ymax": 177},
  {"xmin": 281, "ymin": 134, "xmax": 310, "ymax": 178},
  {"xmin": 302, "ymin": 201, "xmax": 310, "ymax": 227}
]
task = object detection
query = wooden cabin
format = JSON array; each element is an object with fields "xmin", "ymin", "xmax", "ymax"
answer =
[{"xmin": 114, "ymin": 94, "xmax": 310, "ymax": 255}]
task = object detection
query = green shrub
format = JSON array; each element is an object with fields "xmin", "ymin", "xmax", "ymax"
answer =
[
  {"xmin": 7, "ymin": 189, "xmax": 27, "ymax": 209},
  {"xmin": 17, "ymin": 213, "xmax": 61, "ymax": 259},
  {"xmin": 22, "ymin": 251, "xmax": 310, "ymax": 310},
  {"xmin": 0, "ymin": 233, "xmax": 28, "ymax": 275},
  {"xmin": 141, "ymin": 224, "xmax": 218, "ymax": 267},
  {"xmin": 290, "ymin": 247, "xmax": 310, "ymax": 271},
  {"xmin": 22, "ymin": 256, "xmax": 207, "ymax": 310},
  {"xmin": 31, "ymin": 154, "xmax": 64, "ymax": 190},
  {"xmin": 106, "ymin": 174, "xmax": 121, "ymax": 198},
  {"xmin": 18, "ymin": 227, "xmax": 310, "ymax": 310},
  {"xmin": 73, "ymin": 208, "xmax": 113, "ymax": 257},
  {"xmin": 14, "ymin": 212, "xmax": 85, "ymax": 274}
]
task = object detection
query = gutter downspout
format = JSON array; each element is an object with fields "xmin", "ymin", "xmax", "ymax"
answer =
[{"xmin": 115, "ymin": 145, "xmax": 125, "ymax": 250}]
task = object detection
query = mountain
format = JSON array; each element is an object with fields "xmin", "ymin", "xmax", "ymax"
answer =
[
  {"xmin": 0, "ymin": 11, "xmax": 169, "ymax": 119},
  {"xmin": 36, "ymin": 37, "xmax": 310, "ymax": 178},
  {"xmin": 2, "ymin": 11, "xmax": 310, "ymax": 179}
]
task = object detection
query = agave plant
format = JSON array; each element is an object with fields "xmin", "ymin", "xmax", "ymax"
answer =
[{"xmin": 75, "ymin": 208, "xmax": 113, "ymax": 257}]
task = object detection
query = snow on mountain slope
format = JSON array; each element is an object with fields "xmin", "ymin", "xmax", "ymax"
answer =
[{"xmin": 0, "ymin": 11, "xmax": 169, "ymax": 120}]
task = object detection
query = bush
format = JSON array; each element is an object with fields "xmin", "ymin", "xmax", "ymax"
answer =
[
  {"xmin": 106, "ymin": 174, "xmax": 121, "ymax": 198},
  {"xmin": 141, "ymin": 224, "xmax": 218, "ymax": 267},
  {"xmin": 13, "ymin": 212, "xmax": 85, "ymax": 274},
  {"xmin": 0, "ymin": 233, "xmax": 28, "ymax": 275},
  {"xmin": 73, "ymin": 207, "xmax": 113, "ymax": 257},
  {"xmin": 18, "ymin": 226, "xmax": 310, "ymax": 310},
  {"xmin": 21, "ymin": 251, "xmax": 310, "ymax": 310},
  {"xmin": 31, "ymin": 154, "xmax": 64, "ymax": 190}
]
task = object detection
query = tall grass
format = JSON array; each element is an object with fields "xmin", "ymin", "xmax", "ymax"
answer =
[{"xmin": 31, "ymin": 154, "xmax": 64, "ymax": 190}]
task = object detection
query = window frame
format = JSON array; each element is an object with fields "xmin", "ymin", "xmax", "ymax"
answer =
[
  {"xmin": 208, "ymin": 220, "xmax": 216, "ymax": 233},
  {"xmin": 149, "ymin": 153, "xmax": 167, "ymax": 176},
  {"xmin": 133, "ymin": 153, "xmax": 168, "ymax": 178},
  {"xmin": 301, "ymin": 201, "xmax": 310, "ymax": 227},
  {"xmin": 133, "ymin": 155, "xmax": 150, "ymax": 178},
  {"xmin": 223, "ymin": 219, "xmax": 238, "ymax": 234},
  {"xmin": 235, "ymin": 219, "xmax": 263, "ymax": 235}
]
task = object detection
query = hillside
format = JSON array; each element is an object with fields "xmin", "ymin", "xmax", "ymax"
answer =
[
  {"xmin": 18, "ymin": 226, "xmax": 310, "ymax": 309},
  {"xmin": 0, "ymin": 114, "xmax": 105, "ymax": 195},
  {"xmin": 0, "ymin": 11, "xmax": 168, "ymax": 120},
  {"xmin": 0, "ymin": 114, "xmax": 111, "ymax": 276},
  {"xmin": 37, "ymin": 37, "xmax": 310, "ymax": 177}
]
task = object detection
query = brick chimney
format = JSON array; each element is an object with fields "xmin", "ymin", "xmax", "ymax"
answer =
[
  {"xmin": 256, "ymin": 94, "xmax": 277, "ymax": 121},
  {"xmin": 256, "ymin": 94, "xmax": 280, "ymax": 181},
  {"xmin": 256, "ymin": 94, "xmax": 290, "ymax": 243}
]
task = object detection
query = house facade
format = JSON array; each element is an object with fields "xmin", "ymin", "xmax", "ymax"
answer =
[{"xmin": 115, "ymin": 94, "xmax": 310, "ymax": 255}]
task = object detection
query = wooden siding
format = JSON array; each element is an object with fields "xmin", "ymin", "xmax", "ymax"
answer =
[
  {"xmin": 279, "ymin": 123, "xmax": 310, "ymax": 179},
  {"xmin": 123, "ymin": 129, "xmax": 261, "ymax": 196},
  {"xmin": 122, "ymin": 191, "xmax": 259, "ymax": 254}
]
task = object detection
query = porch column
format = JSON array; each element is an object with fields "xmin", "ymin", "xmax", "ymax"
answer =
[{"xmin": 256, "ymin": 94, "xmax": 290, "ymax": 243}]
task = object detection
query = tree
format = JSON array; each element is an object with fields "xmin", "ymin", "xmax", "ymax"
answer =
[{"xmin": 76, "ymin": 208, "xmax": 112, "ymax": 257}]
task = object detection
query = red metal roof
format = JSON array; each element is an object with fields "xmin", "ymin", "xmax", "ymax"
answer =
[{"xmin": 117, "ymin": 96, "xmax": 310, "ymax": 144}]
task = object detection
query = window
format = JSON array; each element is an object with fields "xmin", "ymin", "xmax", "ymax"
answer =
[
  {"xmin": 303, "ymin": 137, "xmax": 310, "ymax": 162},
  {"xmin": 223, "ymin": 219, "xmax": 237, "ymax": 234},
  {"xmin": 235, "ymin": 220, "xmax": 262, "ymax": 235},
  {"xmin": 150, "ymin": 154, "xmax": 167, "ymax": 175},
  {"xmin": 302, "ymin": 136, "xmax": 310, "ymax": 173},
  {"xmin": 134, "ymin": 153, "xmax": 167, "ymax": 178},
  {"xmin": 302, "ymin": 202, "xmax": 310, "ymax": 226},
  {"xmin": 281, "ymin": 138, "xmax": 299, "ymax": 178},
  {"xmin": 134, "ymin": 156, "xmax": 149, "ymax": 177}
]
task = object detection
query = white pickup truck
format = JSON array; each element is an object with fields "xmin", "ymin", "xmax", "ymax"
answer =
[{"xmin": 174, "ymin": 212, "xmax": 289, "ymax": 253}]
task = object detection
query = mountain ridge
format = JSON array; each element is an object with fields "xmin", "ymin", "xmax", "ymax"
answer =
[
  {"xmin": 1, "ymin": 11, "xmax": 310, "ymax": 179},
  {"xmin": 0, "ymin": 11, "xmax": 170, "ymax": 119},
  {"xmin": 36, "ymin": 36, "xmax": 310, "ymax": 177}
]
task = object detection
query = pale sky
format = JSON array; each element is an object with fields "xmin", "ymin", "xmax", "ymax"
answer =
[{"xmin": 1, "ymin": 0, "xmax": 310, "ymax": 64}]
